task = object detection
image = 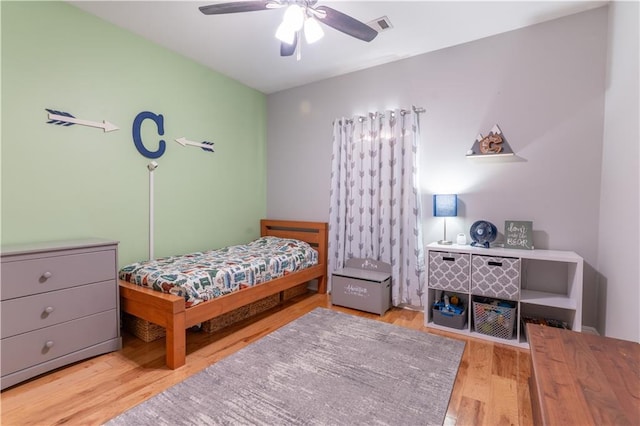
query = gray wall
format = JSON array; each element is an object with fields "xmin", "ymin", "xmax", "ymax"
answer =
[
  {"xmin": 267, "ymin": 8, "xmax": 610, "ymax": 330},
  {"xmin": 598, "ymin": 1, "xmax": 639, "ymax": 342}
]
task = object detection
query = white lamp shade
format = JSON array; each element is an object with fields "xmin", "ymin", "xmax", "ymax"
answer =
[
  {"xmin": 275, "ymin": 22, "xmax": 296, "ymax": 45},
  {"xmin": 304, "ymin": 17, "xmax": 324, "ymax": 44},
  {"xmin": 283, "ymin": 4, "xmax": 304, "ymax": 31}
]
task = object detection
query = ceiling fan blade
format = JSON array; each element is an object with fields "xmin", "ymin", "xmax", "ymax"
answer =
[
  {"xmin": 199, "ymin": 1, "xmax": 272, "ymax": 15},
  {"xmin": 280, "ymin": 33, "xmax": 298, "ymax": 57},
  {"xmin": 315, "ymin": 5, "xmax": 378, "ymax": 42}
]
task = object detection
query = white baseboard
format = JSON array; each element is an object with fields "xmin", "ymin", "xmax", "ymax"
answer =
[{"xmin": 581, "ymin": 326, "xmax": 600, "ymax": 335}]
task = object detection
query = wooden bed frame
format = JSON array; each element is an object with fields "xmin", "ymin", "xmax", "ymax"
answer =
[{"xmin": 118, "ymin": 219, "xmax": 328, "ymax": 369}]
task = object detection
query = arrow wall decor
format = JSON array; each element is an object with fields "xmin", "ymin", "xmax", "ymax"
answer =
[
  {"xmin": 45, "ymin": 108, "xmax": 218, "ymax": 158},
  {"xmin": 175, "ymin": 137, "xmax": 215, "ymax": 153},
  {"xmin": 46, "ymin": 109, "xmax": 119, "ymax": 132}
]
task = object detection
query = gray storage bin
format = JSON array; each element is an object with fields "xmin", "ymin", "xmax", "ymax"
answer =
[
  {"xmin": 471, "ymin": 255, "xmax": 520, "ymax": 300},
  {"xmin": 429, "ymin": 251, "xmax": 470, "ymax": 292},
  {"xmin": 432, "ymin": 307, "xmax": 467, "ymax": 330}
]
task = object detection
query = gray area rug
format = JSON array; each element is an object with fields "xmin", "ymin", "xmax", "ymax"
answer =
[{"xmin": 106, "ymin": 308, "xmax": 465, "ymax": 426}]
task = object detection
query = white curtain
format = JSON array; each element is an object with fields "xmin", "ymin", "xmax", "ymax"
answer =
[{"xmin": 328, "ymin": 109, "xmax": 425, "ymax": 308}]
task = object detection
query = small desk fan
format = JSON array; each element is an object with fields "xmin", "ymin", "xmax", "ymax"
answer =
[{"xmin": 470, "ymin": 220, "xmax": 497, "ymax": 248}]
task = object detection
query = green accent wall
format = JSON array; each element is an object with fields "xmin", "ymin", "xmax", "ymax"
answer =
[{"xmin": 1, "ymin": 2, "xmax": 267, "ymax": 266}]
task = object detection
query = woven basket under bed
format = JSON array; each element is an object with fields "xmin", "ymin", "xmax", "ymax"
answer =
[
  {"xmin": 123, "ymin": 312, "xmax": 166, "ymax": 343},
  {"xmin": 123, "ymin": 283, "xmax": 310, "ymax": 342}
]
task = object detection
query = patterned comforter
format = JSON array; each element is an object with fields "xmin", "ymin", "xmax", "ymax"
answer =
[{"xmin": 119, "ymin": 237, "xmax": 318, "ymax": 307}]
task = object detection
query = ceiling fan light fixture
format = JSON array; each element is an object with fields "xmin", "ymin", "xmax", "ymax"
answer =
[
  {"xmin": 303, "ymin": 16, "xmax": 324, "ymax": 44},
  {"xmin": 198, "ymin": 0, "xmax": 379, "ymax": 59},
  {"xmin": 275, "ymin": 22, "xmax": 296, "ymax": 45},
  {"xmin": 282, "ymin": 4, "xmax": 304, "ymax": 31}
]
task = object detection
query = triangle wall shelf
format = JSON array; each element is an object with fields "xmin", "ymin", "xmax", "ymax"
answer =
[{"xmin": 466, "ymin": 124, "xmax": 515, "ymax": 158}]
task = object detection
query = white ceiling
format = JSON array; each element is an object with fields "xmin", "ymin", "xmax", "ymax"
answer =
[{"xmin": 70, "ymin": 1, "xmax": 607, "ymax": 94}]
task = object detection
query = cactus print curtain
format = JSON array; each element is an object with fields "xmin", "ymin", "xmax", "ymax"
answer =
[{"xmin": 328, "ymin": 109, "xmax": 425, "ymax": 307}]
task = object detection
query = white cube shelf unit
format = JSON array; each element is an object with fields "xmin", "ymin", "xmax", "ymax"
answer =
[{"xmin": 425, "ymin": 242, "xmax": 583, "ymax": 348}]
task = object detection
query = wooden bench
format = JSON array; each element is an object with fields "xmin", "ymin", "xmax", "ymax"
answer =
[{"xmin": 527, "ymin": 323, "xmax": 639, "ymax": 425}]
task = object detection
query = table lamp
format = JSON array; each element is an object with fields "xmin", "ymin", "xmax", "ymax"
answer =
[{"xmin": 433, "ymin": 194, "xmax": 458, "ymax": 245}]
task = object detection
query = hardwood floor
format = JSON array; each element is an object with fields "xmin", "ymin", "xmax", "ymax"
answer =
[{"xmin": 1, "ymin": 292, "xmax": 533, "ymax": 425}]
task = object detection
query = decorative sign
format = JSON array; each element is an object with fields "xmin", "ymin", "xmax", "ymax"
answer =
[
  {"xmin": 46, "ymin": 109, "xmax": 119, "ymax": 132},
  {"xmin": 175, "ymin": 137, "xmax": 214, "ymax": 153},
  {"xmin": 504, "ymin": 220, "xmax": 534, "ymax": 250},
  {"xmin": 466, "ymin": 124, "xmax": 514, "ymax": 156}
]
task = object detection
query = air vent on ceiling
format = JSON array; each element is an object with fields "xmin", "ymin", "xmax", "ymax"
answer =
[{"xmin": 367, "ymin": 16, "xmax": 393, "ymax": 33}]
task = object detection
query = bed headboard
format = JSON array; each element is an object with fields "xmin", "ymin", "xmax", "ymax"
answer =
[{"xmin": 260, "ymin": 219, "xmax": 328, "ymax": 268}]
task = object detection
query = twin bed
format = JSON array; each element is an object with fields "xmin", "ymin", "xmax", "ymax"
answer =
[{"xmin": 118, "ymin": 219, "xmax": 328, "ymax": 369}]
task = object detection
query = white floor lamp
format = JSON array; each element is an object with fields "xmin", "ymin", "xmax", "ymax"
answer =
[{"xmin": 147, "ymin": 161, "xmax": 158, "ymax": 260}]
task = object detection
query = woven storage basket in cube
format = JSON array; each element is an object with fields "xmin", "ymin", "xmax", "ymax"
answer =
[{"xmin": 473, "ymin": 300, "xmax": 516, "ymax": 340}]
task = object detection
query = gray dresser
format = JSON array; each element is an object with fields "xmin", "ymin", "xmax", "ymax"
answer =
[{"xmin": 1, "ymin": 238, "xmax": 121, "ymax": 390}]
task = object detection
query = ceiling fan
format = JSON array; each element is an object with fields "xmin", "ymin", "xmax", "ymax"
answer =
[{"xmin": 199, "ymin": 1, "xmax": 378, "ymax": 59}]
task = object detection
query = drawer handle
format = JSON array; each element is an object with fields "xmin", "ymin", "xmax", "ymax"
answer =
[
  {"xmin": 42, "ymin": 271, "xmax": 53, "ymax": 279},
  {"xmin": 44, "ymin": 340, "xmax": 54, "ymax": 349},
  {"xmin": 442, "ymin": 256, "xmax": 455, "ymax": 262},
  {"xmin": 488, "ymin": 261, "xmax": 503, "ymax": 267},
  {"xmin": 44, "ymin": 306, "xmax": 55, "ymax": 314}
]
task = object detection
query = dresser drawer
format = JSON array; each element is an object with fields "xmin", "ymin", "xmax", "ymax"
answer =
[
  {"xmin": 428, "ymin": 251, "xmax": 470, "ymax": 292},
  {"xmin": 471, "ymin": 255, "xmax": 520, "ymax": 300},
  {"xmin": 1, "ymin": 249, "xmax": 115, "ymax": 300},
  {"xmin": 1, "ymin": 281, "xmax": 117, "ymax": 339},
  {"xmin": 0, "ymin": 310, "xmax": 118, "ymax": 377}
]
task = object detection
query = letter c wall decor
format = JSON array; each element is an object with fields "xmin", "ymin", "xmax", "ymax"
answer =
[{"xmin": 132, "ymin": 111, "xmax": 166, "ymax": 159}]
